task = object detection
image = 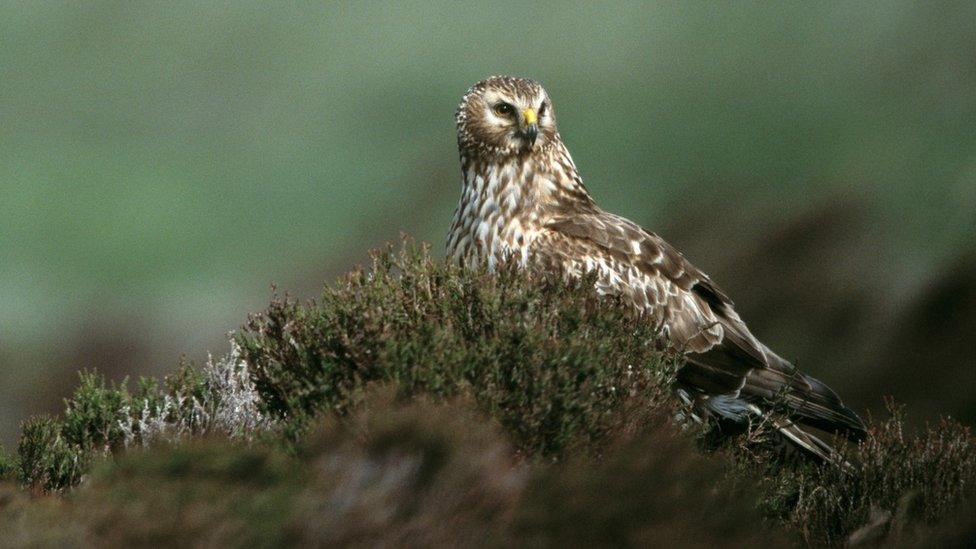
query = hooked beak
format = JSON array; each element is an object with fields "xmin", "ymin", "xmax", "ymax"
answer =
[{"xmin": 521, "ymin": 107, "xmax": 539, "ymax": 147}]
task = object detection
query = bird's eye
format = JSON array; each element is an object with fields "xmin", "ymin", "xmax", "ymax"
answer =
[
  {"xmin": 493, "ymin": 102, "xmax": 515, "ymax": 117},
  {"xmin": 538, "ymin": 101, "xmax": 548, "ymax": 116}
]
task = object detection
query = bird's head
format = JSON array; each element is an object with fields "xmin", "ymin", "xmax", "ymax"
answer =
[{"xmin": 456, "ymin": 75, "xmax": 556, "ymax": 157}]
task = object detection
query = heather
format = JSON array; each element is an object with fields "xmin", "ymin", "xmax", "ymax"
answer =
[{"xmin": 1, "ymin": 245, "xmax": 972, "ymax": 546}]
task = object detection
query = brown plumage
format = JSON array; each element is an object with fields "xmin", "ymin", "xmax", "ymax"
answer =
[{"xmin": 447, "ymin": 75, "xmax": 866, "ymax": 461}]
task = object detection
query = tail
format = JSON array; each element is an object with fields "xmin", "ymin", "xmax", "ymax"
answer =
[
  {"xmin": 766, "ymin": 412, "xmax": 850, "ymax": 465},
  {"xmin": 674, "ymin": 387, "xmax": 862, "ymax": 465}
]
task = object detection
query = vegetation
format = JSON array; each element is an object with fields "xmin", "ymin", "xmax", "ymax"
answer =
[
  {"xmin": 0, "ymin": 244, "xmax": 973, "ymax": 546},
  {"xmin": 237, "ymin": 244, "xmax": 674, "ymax": 455}
]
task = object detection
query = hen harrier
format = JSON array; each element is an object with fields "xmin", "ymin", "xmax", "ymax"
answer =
[{"xmin": 447, "ymin": 76, "xmax": 865, "ymax": 460}]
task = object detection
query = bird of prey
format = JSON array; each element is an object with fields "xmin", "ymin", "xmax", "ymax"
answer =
[{"xmin": 446, "ymin": 75, "xmax": 866, "ymax": 461}]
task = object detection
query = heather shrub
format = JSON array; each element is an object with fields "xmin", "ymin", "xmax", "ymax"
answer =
[
  {"xmin": 748, "ymin": 403, "xmax": 976, "ymax": 545},
  {"xmin": 12, "ymin": 345, "xmax": 272, "ymax": 492},
  {"xmin": 0, "ymin": 445, "xmax": 13, "ymax": 480},
  {"xmin": 0, "ymin": 388, "xmax": 779, "ymax": 547},
  {"xmin": 1, "ymin": 243, "xmax": 973, "ymax": 546},
  {"xmin": 236, "ymin": 243, "xmax": 678, "ymax": 456}
]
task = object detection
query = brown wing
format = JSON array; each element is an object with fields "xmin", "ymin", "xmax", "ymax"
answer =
[{"xmin": 543, "ymin": 212, "xmax": 865, "ymax": 439}]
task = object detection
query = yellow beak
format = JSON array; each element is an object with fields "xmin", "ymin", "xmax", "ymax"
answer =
[{"xmin": 522, "ymin": 108, "xmax": 537, "ymax": 126}]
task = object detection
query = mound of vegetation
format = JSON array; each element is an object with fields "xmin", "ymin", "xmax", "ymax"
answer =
[{"xmin": 0, "ymin": 243, "xmax": 973, "ymax": 546}]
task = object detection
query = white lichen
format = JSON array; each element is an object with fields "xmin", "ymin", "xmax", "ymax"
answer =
[
  {"xmin": 118, "ymin": 338, "xmax": 273, "ymax": 448},
  {"xmin": 202, "ymin": 340, "xmax": 271, "ymax": 438}
]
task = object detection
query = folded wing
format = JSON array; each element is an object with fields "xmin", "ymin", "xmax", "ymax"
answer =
[{"xmin": 543, "ymin": 211, "xmax": 866, "ymax": 445}]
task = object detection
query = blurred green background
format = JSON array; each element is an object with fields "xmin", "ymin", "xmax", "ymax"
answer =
[{"xmin": 2, "ymin": 1, "xmax": 975, "ymax": 446}]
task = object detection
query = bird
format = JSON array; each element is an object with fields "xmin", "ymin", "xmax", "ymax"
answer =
[{"xmin": 446, "ymin": 75, "xmax": 866, "ymax": 461}]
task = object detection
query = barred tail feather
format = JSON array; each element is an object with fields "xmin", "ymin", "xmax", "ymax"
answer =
[
  {"xmin": 675, "ymin": 388, "xmax": 853, "ymax": 465},
  {"xmin": 767, "ymin": 413, "xmax": 848, "ymax": 465}
]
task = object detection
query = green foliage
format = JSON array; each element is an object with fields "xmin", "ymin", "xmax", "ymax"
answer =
[
  {"xmin": 237, "ymin": 243, "xmax": 677, "ymax": 456},
  {"xmin": 13, "ymin": 368, "xmax": 209, "ymax": 492},
  {"xmin": 6, "ymin": 389, "xmax": 969, "ymax": 547},
  {"xmin": 0, "ymin": 445, "xmax": 12, "ymax": 481},
  {"xmin": 236, "ymin": 243, "xmax": 976, "ymax": 544},
  {"xmin": 62, "ymin": 372, "xmax": 129, "ymax": 452},
  {"xmin": 1, "ymin": 244, "xmax": 974, "ymax": 546},
  {"xmin": 17, "ymin": 416, "xmax": 86, "ymax": 492},
  {"xmin": 0, "ymin": 390, "xmax": 777, "ymax": 547},
  {"xmin": 749, "ymin": 403, "xmax": 976, "ymax": 545}
]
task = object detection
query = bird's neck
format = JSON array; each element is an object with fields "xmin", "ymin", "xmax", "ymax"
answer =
[{"xmin": 447, "ymin": 140, "xmax": 597, "ymax": 266}]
